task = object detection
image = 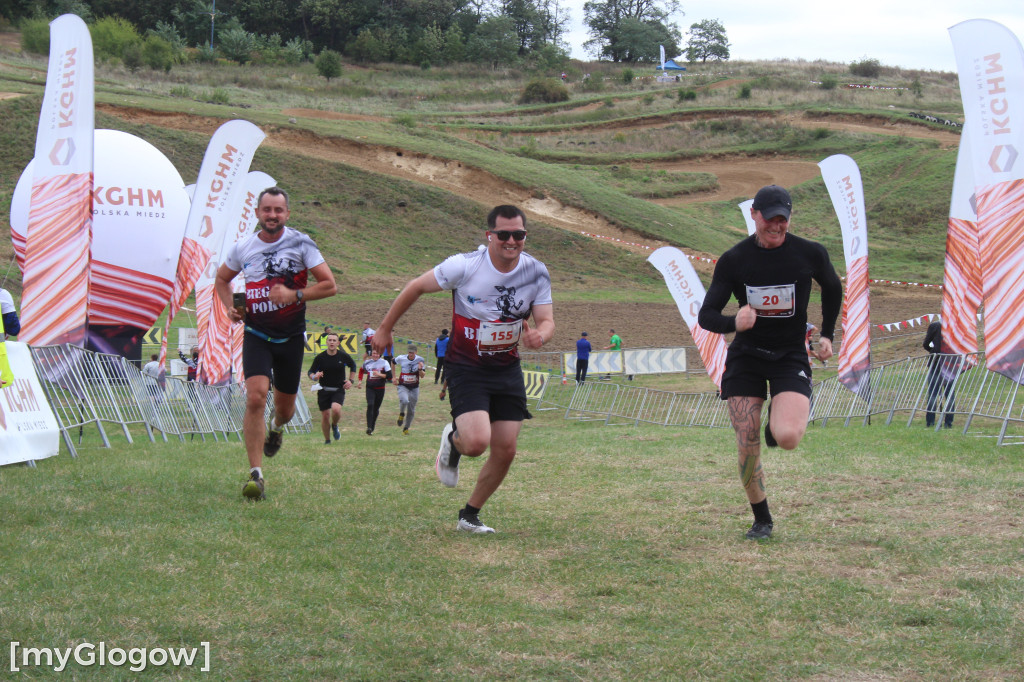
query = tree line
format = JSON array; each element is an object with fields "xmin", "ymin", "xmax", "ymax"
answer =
[{"xmin": 7, "ymin": 0, "xmax": 730, "ymax": 70}]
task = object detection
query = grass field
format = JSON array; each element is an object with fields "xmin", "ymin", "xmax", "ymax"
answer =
[
  {"xmin": 2, "ymin": 37, "xmax": 1020, "ymax": 680},
  {"xmin": 2, "ymin": 386, "xmax": 1022, "ymax": 679}
]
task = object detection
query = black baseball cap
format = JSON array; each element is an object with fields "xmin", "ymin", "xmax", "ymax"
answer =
[{"xmin": 752, "ymin": 185, "xmax": 792, "ymax": 220}]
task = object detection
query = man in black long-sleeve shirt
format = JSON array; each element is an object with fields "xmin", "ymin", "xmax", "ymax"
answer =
[
  {"xmin": 308, "ymin": 332, "xmax": 358, "ymax": 444},
  {"xmin": 698, "ymin": 185, "xmax": 844, "ymax": 540}
]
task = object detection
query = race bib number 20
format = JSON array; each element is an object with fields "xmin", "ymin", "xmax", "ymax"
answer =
[
  {"xmin": 746, "ymin": 284, "xmax": 795, "ymax": 318},
  {"xmin": 478, "ymin": 320, "xmax": 522, "ymax": 353}
]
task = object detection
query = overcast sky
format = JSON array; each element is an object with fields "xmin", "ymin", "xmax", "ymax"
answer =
[{"xmin": 560, "ymin": 1, "xmax": 1024, "ymax": 72}]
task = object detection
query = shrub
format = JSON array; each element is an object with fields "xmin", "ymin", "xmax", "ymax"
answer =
[
  {"xmin": 519, "ymin": 78, "xmax": 569, "ymax": 104},
  {"xmin": 348, "ymin": 29, "xmax": 387, "ymax": 63},
  {"xmin": 19, "ymin": 17, "xmax": 50, "ymax": 55},
  {"xmin": 169, "ymin": 85, "xmax": 192, "ymax": 98},
  {"xmin": 315, "ymin": 49, "xmax": 343, "ymax": 81},
  {"xmin": 621, "ymin": 68, "xmax": 634, "ymax": 84},
  {"xmin": 642, "ymin": 94, "xmax": 654, "ymax": 105},
  {"xmin": 677, "ymin": 88, "xmax": 696, "ymax": 101},
  {"xmin": 578, "ymin": 74, "xmax": 603, "ymax": 93},
  {"xmin": 282, "ymin": 36, "xmax": 311, "ymax": 64},
  {"xmin": 738, "ymin": 83, "xmax": 751, "ymax": 99},
  {"xmin": 90, "ymin": 16, "xmax": 141, "ymax": 62},
  {"xmin": 849, "ymin": 57, "xmax": 880, "ymax": 78},
  {"xmin": 122, "ymin": 42, "xmax": 143, "ymax": 72},
  {"xmin": 819, "ymin": 74, "xmax": 838, "ymax": 90},
  {"xmin": 207, "ymin": 88, "xmax": 230, "ymax": 104},
  {"xmin": 142, "ymin": 35, "xmax": 175, "ymax": 72},
  {"xmin": 218, "ymin": 27, "xmax": 255, "ymax": 64},
  {"xmin": 195, "ymin": 45, "xmax": 217, "ymax": 63}
]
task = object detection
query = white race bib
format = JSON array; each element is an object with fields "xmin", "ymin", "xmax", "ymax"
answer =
[
  {"xmin": 477, "ymin": 320, "xmax": 522, "ymax": 353},
  {"xmin": 746, "ymin": 284, "xmax": 795, "ymax": 318}
]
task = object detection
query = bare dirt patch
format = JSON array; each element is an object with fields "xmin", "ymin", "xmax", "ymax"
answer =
[{"xmin": 94, "ymin": 104, "xmax": 943, "ymax": 352}]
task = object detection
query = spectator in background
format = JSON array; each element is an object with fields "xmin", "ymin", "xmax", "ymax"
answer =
[
  {"xmin": 923, "ymin": 320, "xmax": 955, "ymax": 429},
  {"xmin": 0, "ymin": 287, "xmax": 20, "ymax": 340},
  {"xmin": 575, "ymin": 331, "xmax": 591, "ymax": 383},
  {"xmin": 178, "ymin": 345, "xmax": 199, "ymax": 381},
  {"xmin": 434, "ymin": 328, "xmax": 449, "ymax": 384},
  {"xmin": 361, "ymin": 323, "xmax": 375, "ymax": 355},
  {"xmin": 604, "ymin": 328, "xmax": 630, "ymax": 379},
  {"xmin": 142, "ymin": 353, "xmax": 164, "ymax": 400}
]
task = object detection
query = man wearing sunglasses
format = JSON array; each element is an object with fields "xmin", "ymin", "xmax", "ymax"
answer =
[{"xmin": 373, "ymin": 205, "xmax": 555, "ymax": 534}]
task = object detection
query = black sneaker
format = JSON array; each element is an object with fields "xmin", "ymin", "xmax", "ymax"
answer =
[
  {"xmin": 457, "ymin": 510, "xmax": 495, "ymax": 534},
  {"xmin": 745, "ymin": 520, "xmax": 773, "ymax": 540},
  {"xmin": 398, "ymin": 413, "xmax": 405, "ymax": 426},
  {"xmin": 264, "ymin": 425, "xmax": 284, "ymax": 457},
  {"xmin": 764, "ymin": 402, "xmax": 777, "ymax": 448},
  {"xmin": 242, "ymin": 471, "xmax": 265, "ymax": 500},
  {"xmin": 366, "ymin": 428, "xmax": 373, "ymax": 435},
  {"xmin": 332, "ymin": 424, "xmax": 341, "ymax": 440},
  {"xmin": 324, "ymin": 438, "xmax": 331, "ymax": 445}
]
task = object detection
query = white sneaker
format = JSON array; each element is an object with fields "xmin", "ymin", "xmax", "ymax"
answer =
[
  {"xmin": 457, "ymin": 512, "xmax": 495, "ymax": 533},
  {"xmin": 436, "ymin": 423, "xmax": 459, "ymax": 487}
]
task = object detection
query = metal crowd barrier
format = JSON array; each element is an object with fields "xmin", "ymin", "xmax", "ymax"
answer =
[
  {"xmin": 546, "ymin": 350, "xmax": 1024, "ymax": 446},
  {"xmin": 28, "ymin": 344, "xmax": 312, "ymax": 457}
]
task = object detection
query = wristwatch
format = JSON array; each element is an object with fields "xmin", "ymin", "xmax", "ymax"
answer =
[{"xmin": 295, "ymin": 289, "xmax": 304, "ymax": 302}]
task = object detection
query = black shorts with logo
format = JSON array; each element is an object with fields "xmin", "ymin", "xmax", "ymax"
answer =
[{"xmin": 720, "ymin": 345, "xmax": 813, "ymax": 400}]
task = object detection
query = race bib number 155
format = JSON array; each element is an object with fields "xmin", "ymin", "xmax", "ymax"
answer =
[{"xmin": 478, "ymin": 320, "xmax": 522, "ymax": 353}]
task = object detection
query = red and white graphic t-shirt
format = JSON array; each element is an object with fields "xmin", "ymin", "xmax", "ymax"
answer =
[
  {"xmin": 223, "ymin": 227, "xmax": 325, "ymax": 339},
  {"xmin": 433, "ymin": 249, "xmax": 552, "ymax": 368}
]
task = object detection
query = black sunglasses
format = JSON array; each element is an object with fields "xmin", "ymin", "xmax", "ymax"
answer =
[{"xmin": 490, "ymin": 230, "xmax": 527, "ymax": 241}]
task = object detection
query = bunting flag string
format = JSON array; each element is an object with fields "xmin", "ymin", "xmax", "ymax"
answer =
[{"xmin": 577, "ymin": 231, "xmax": 945, "ymax": 289}]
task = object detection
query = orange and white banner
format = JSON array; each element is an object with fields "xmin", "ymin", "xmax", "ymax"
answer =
[
  {"xmin": 11, "ymin": 130, "xmax": 191, "ymax": 359},
  {"xmin": 942, "ymin": 127, "xmax": 983, "ymax": 360},
  {"xmin": 194, "ymin": 170, "xmax": 274, "ymax": 384},
  {"xmin": 819, "ymin": 154, "xmax": 871, "ymax": 399},
  {"xmin": 647, "ymin": 246, "xmax": 727, "ymax": 388},
  {"xmin": 158, "ymin": 120, "xmax": 266, "ymax": 377},
  {"xmin": 950, "ymin": 19, "xmax": 1024, "ymax": 382},
  {"xmin": 20, "ymin": 14, "xmax": 94, "ymax": 347}
]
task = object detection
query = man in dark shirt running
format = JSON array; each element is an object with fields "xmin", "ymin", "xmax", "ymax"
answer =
[
  {"xmin": 308, "ymin": 331, "xmax": 358, "ymax": 444},
  {"xmin": 699, "ymin": 185, "xmax": 843, "ymax": 540}
]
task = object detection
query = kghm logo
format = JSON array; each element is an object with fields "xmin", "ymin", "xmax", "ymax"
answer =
[
  {"xmin": 983, "ymin": 52, "xmax": 1016, "ymax": 174},
  {"xmin": 989, "ymin": 145, "xmax": 1018, "ymax": 173}
]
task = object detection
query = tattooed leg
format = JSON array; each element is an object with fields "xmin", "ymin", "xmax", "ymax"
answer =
[{"xmin": 728, "ymin": 395, "xmax": 767, "ymax": 504}]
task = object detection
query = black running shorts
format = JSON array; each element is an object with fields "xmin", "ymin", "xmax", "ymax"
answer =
[
  {"xmin": 444, "ymin": 361, "xmax": 530, "ymax": 422},
  {"xmin": 316, "ymin": 388, "xmax": 347, "ymax": 411},
  {"xmin": 242, "ymin": 332, "xmax": 306, "ymax": 394},
  {"xmin": 720, "ymin": 346, "xmax": 813, "ymax": 400}
]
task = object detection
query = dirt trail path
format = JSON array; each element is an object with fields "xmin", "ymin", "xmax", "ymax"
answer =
[{"xmin": 91, "ymin": 103, "xmax": 946, "ymax": 349}]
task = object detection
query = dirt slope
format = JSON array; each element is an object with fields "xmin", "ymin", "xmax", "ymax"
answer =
[{"xmin": 92, "ymin": 104, "xmax": 945, "ymax": 352}]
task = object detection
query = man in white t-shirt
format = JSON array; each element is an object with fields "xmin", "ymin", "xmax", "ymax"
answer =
[
  {"xmin": 374, "ymin": 205, "xmax": 555, "ymax": 534},
  {"xmin": 215, "ymin": 187, "xmax": 338, "ymax": 501},
  {"xmin": 392, "ymin": 344, "xmax": 425, "ymax": 435}
]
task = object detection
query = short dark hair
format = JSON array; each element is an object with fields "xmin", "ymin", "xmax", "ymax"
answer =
[
  {"xmin": 486, "ymin": 205, "xmax": 527, "ymax": 230},
  {"xmin": 151, "ymin": 353, "xmax": 158, "ymax": 361},
  {"xmin": 258, "ymin": 186, "xmax": 289, "ymax": 209}
]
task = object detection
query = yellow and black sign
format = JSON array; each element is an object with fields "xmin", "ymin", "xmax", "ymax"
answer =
[
  {"xmin": 306, "ymin": 332, "xmax": 358, "ymax": 356},
  {"xmin": 143, "ymin": 328, "xmax": 162, "ymax": 345},
  {"xmin": 523, "ymin": 370, "xmax": 549, "ymax": 399}
]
